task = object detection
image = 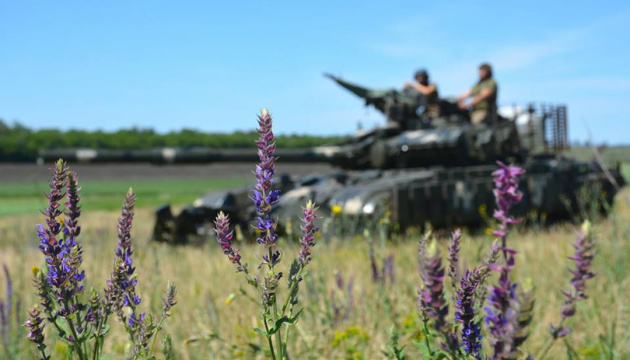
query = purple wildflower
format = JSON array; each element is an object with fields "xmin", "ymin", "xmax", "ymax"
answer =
[
  {"xmin": 298, "ymin": 200, "xmax": 320, "ymax": 266},
  {"xmin": 32, "ymin": 268, "xmax": 55, "ymax": 323},
  {"xmin": 369, "ymin": 246, "xmax": 379, "ymax": 283},
  {"xmin": 550, "ymin": 222, "xmax": 596, "ymax": 338},
  {"xmin": 346, "ymin": 275, "xmax": 355, "ymax": 320},
  {"xmin": 418, "ymin": 240, "xmax": 448, "ymax": 332},
  {"xmin": 455, "ymin": 268, "xmax": 486, "ymax": 359},
  {"xmin": 64, "ymin": 172, "xmax": 81, "ymax": 243},
  {"xmin": 37, "ymin": 160, "xmax": 85, "ymax": 320},
  {"xmin": 383, "ymin": 254, "xmax": 395, "ymax": 285},
  {"xmin": 162, "ymin": 283, "xmax": 177, "ymax": 316},
  {"xmin": 24, "ymin": 306, "xmax": 49, "ymax": 360},
  {"xmin": 106, "ymin": 188, "xmax": 140, "ymax": 323},
  {"xmin": 491, "ymin": 161, "xmax": 525, "ymax": 242},
  {"xmin": 335, "ymin": 270, "xmax": 344, "ymax": 290},
  {"xmin": 448, "ymin": 229, "xmax": 462, "ymax": 284},
  {"xmin": 485, "ymin": 162, "xmax": 532, "ymax": 360},
  {"xmin": 252, "ymin": 108, "xmax": 280, "ymax": 248},
  {"xmin": 214, "ymin": 212, "xmax": 242, "ymax": 267}
]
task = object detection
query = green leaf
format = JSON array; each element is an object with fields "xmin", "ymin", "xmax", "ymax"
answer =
[
  {"xmin": 253, "ymin": 327, "xmax": 269, "ymax": 337},
  {"xmin": 267, "ymin": 309, "xmax": 304, "ymax": 335}
]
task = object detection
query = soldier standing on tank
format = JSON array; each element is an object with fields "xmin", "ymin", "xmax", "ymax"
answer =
[
  {"xmin": 403, "ymin": 69, "xmax": 440, "ymax": 118},
  {"xmin": 457, "ymin": 63, "xmax": 498, "ymax": 125}
]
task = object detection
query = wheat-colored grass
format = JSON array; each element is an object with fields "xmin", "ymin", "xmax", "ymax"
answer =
[{"xmin": 1, "ymin": 190, "xmax": 629, "ymax": 359}]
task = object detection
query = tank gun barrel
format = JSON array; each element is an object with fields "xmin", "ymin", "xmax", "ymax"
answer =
[
  {"xmin": 325, "ymin": 73, "xmax": 422, "ymax": 117},
  {"xmin": 324, "ymin": 73, "xmax": 372, "ymax": 99}
]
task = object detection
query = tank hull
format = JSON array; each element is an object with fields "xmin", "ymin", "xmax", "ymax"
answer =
[{"xmin": 152, "ymin": 157, "xmax": 624, "ymax": 244}]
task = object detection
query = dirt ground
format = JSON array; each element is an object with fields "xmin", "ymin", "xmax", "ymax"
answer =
[{"xmin": 0, "ymin": 163, "xmax": 336, "ymax": 183}]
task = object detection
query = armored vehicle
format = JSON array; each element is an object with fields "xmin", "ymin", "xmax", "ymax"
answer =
[{"xmin": 38, "ymin": 75, "xmax": 625, "ymax": 244}]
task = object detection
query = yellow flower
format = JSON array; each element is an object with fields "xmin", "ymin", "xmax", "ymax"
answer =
[
  {"xmin": 225, "ymin": 293, "xmax": 236, "ymax": 306},
  {"xmin": 31, "ymin": 266, "xmax": 40, "ymax": 276},
  {"xmin": 484, "ymin": 228, "xmax": 493, "ymax": 236},
  {"xmin": 331, "ymin": 205, "xmax": 342, "ymax": 215}
]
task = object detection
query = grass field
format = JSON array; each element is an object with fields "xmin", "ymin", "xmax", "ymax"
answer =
[
  {"xmin": 0, "ymin": 159, "xmax": 628, "ymax": 359},
  {"xmin": 0, "ymin": 178, "xmax": 250, "ymax": 216},
  {"xmin": 0, "ymin": 186, "xmax": 629, "ymax": 359}
]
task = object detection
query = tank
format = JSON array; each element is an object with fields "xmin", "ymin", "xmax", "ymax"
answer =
[{"xmin": 37, "ymin": 75, "xmax": 625, "ymax": 244}]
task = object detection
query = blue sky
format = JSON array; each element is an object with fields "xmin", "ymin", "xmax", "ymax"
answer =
[{"xmin": 1, "ymin": 1, "xmax": 629, "ymax": 143}]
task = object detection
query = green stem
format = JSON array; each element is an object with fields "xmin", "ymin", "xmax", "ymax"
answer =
[
  {"xmin": 148, "ymin": 316, "xmax": 168, "ymax": 356},
  {"xmin": 268, "ymin": 247, "xmax": 284, "ymax": 359},
  {"xmin": 281, "ymin": 267, "xmax": 304, "ymax": 316},
  {"xmin": 92, "ymin": 313, "xmax": 109, "ymax": 360},
  {"xmin": 422, "ymin": 318, "xmax": 434, "ymax": 357},
  {"xmin": 65, "ymin": 316, "xmax": 86, "ymax": 360},
  {"xmin": 59, "ymin": 296, "xmax": 86, "ymax": 360},
  {"xmin": 537, "ymin": 338, "xmax": 556, "ymax": 360},
  {"xmin": 39, "ymin": 348, "xmax": 49, "ymax": 360},
  {"xmin": 282, "ymin": 301, "xmax": 295, "ymax": 360},
  {"xmin": 263, "ymin": 314, "xmax": 277, "ymax": 360},
  {"xmin": 537, "ymin": 318, "xmax": 566, "ymax": 360}
]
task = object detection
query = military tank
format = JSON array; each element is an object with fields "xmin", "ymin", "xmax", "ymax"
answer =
[{"xmin": 38, "ymin": 75, "xmax": 625, "ymax": 244}]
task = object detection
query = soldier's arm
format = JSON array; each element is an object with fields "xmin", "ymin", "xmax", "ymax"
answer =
[
  {"xmin": 470, "ymin": 88, "xmax": 494, "ymax": 107},
  {"xmin": 457, "ymin": 89, "xmax": 472, "ymax": 101},
  {"xmin": 407, "ymin": 82, "xmax": 436, "ymax": 95}
]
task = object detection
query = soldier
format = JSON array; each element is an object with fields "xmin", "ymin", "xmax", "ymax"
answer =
[
  {"xmin": 457, "ymin": 63, "xmax": 498, "ymax": 125},
  {"xmin": 403, "ymin": 69, "xmax": 440, "ymax": 118}
]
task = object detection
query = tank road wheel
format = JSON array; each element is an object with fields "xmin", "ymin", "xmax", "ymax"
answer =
[{"xmin": 153, "ymin": 204, "xmax": 175, "ymax": 243}]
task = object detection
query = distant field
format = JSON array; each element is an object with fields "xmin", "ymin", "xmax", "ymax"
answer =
[
  {"xmin": 0, "ymin": 162, "xmax": 335, "ymax": 216},
  {"xmin": 0, "ymin": 160, "xmax": 627, "ymax": 216},
  {"xmin": 0, "ymin": 178, "xmax": 252, "ymax": 216},
  {"xmin": 567, "ymin": 145, "xmax": 630, "ymax": 164}
]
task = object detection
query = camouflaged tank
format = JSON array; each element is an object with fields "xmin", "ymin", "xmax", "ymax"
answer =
[{"xmin": 38, "ymin": 75, "xmax": 625, "ymax": 244}]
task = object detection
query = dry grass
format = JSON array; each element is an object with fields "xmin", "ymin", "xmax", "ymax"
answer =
[{"xmin": 1, "ymin": 191, "xmax": 630, "ymax": 359}]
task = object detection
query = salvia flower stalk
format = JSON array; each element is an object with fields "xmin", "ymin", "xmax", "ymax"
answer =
[
  {"xmin": 215, "ymin": 109, "xmax": 320, "ymax": 360},
  {"xmin": 538, "ymin": 221, "xmax": 596, "ymax": 359},
  {"xmin": 447, "ymin": 229, "xmax": 462, "ymax": 292},
  {"xmin": 214, "ymin": 212, "xmax": 242, "ymax": 267},
  {"xmin": 485, "ymin": 162, "xmax": 534, "ymax": 360},
  {"xmin": 24, "ymin": 306, "xmax": 48, "ymax": 360},
  {"xmin": 455, "ymin": 268, "xmax": 486, "ymax": 359},
  {"xmin": 26, "ymin": 160, "xmax": 177, "ymax": 360},
  {"xmin": 418, "ymin": 238, "xmax": 449, "ymax": 333},
  {"xmin": 253, "ymin": 108, "xmax": 280, "ymax": 249}
]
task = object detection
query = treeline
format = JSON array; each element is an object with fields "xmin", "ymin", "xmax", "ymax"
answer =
[{"xmin": 0, "ymin": 120, "xmax": 347, "ymax": 162}]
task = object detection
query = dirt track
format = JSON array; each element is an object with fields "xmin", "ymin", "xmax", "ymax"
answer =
[{"xmin": 0, "ymin": 163, "xmax": 336, "ymax": 183}]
